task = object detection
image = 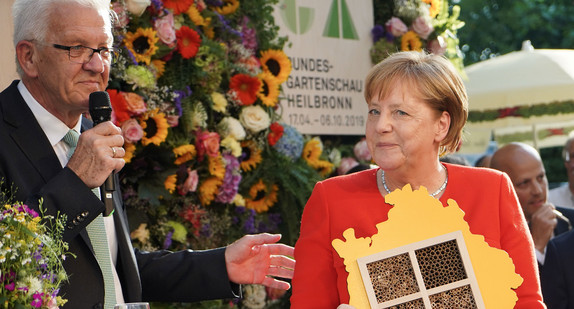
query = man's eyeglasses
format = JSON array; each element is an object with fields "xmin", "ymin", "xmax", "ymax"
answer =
[{"xmin": 52, "ymin": 44, "xmax": 118, "ymax": 65}]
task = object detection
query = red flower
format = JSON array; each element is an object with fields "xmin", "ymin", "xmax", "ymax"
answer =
[
  {"xmin": 163, "ymin": 0, "xmax": 194, "ymax": 15},
  {"xmin": 229, "ymin": 74, "xmax": 261, "ymax": 105},
  {"xmin": 107, "ymin": 89, "xmax": 131, "ymax": 125},
  {"xmin": 267, "ymin": 122, "xmax": 284, "ymax": 146},
  {"xmin": 176, "ymin": 26, "xmax": 201, "ymax": 59}
]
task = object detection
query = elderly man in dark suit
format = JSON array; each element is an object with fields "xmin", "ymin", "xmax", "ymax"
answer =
[
  {"xmin": 490, "ymin": 142, "xmax": 574, "ymax": 267},
  {"xmin": 0, "ymin": 0, "xmax": 294, "ymax": 308}
]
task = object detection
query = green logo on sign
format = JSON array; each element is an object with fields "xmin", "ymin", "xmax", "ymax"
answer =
[
  {"xmin": 279, "ymin": 0, "xmax": 314, "ymax": 35},
  {"xmin": 323, "ymin": 0, "xmax": 358, "ymax": 40}
]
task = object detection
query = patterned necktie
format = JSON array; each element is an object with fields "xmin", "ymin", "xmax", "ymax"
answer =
[{"xmin": 62, "ymin": 129, "xmax": 117, "ymax": 308}]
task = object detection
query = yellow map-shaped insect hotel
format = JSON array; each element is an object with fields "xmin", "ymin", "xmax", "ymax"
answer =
[{"xmin": 332, "ymin": 184, "xmax": 523, "ymax": 309}]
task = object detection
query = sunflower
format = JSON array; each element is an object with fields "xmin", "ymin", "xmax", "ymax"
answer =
[
  {"xmin": 302, "ymin": 139, "xmax": 334, "ymax": 176},
  {"xmin": 176, "ymin": 26, "xmax": 202, "ymax": 59},
  {"xmin": 260, "ymin": 49, "xmax": 292, "ymax": 83},
  {"xmin": 151, "ymin": 59, "xmax": 166, "ymax": 78},
  {"xmin": 229, "ymin": 74, "xmax": 261, "ymax": 106},
  {"xmin": 173, "ymin": 144, "xmax": 197, "ymax": 165},
  {"xmin": 401, "ymin": 31, "xmax": 423, "ymax": 51},
  {"xmin": 199, "ymin": 176, "xmax": 223, "ymax": 206},
  {"xmin": 139, "ymin": 108, "xmax": 169, "ymax": 146},
  {"xmin": 240, "ymin": 141, "xmax": 262, "ymax": 172},
  {"xmin": 208, "ymin": 154, "xmax": 226, "ymax": 180},
  {"xmin": 257, "ymin": 72, "xmax": 280, "ymax": 107},
  {"xmin": 123, "ymin": 28, "xmax": 159, "ymax": 65},
  {"xmin": 423, "ymin": 0, "xmax": 441, "ymax": 18},
  {"xmin": 163, "ymin": 0, "xmax": 194, "ymax": 15},
  {"xmin": 245, "ymin": 179, "xmax": 278, "ymax": 213},
  {"xmin": 164, "ymin": 174, "xmax": 177, "ymax": 194},
  {"xmin": 187, "ymin": 5, "xmax": 211, "ymax": 27},
  {"xmin": 211, "ymin": 0, "xmax": 239, "ymax": 15},
  {"xmin": 123, "ymin": 142, "xmax": 136, "ymax": 164}
]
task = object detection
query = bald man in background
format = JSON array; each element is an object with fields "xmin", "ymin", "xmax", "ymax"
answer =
[{"xmin": 490, "ymin": 142, "xmax": 574, "ymax": 266}]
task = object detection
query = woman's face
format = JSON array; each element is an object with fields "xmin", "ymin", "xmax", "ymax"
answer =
[{"xmin": 365, "ymin": 82, "xmax": 449, "ymax": 171}]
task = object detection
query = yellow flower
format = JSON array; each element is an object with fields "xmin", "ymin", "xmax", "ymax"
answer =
[
  {"xmin": 211, "ymin": 92, "xmax": 228, "ymax": 113},
  {"xmin": 240, "ymin": 141, "xmax": 262, "ymax": 172},
  {"xmin": 423, "ymin": 0, "xmax": 441, "ymax": 18},
  {"xmin": 233, "ymin": 194, "xmax": 246, "ymax": 207},
  {"xmin": 199, "ymin": 177, "xmax": 223, "ymax": 206},
  {"xmin": 130, "ymin": 223, "xmax": 150, "ymax": 244},
  {"xmin": 303, "ymin": 138, "xmax": 334, "ymax": 176},
  {"xmin": 257, "ymin": 72, "xmax": 280, "ymax": 107},
  {"xmin": 245, "ymin": 179, "xmax": 278, "ymax": 213},
  {"xmin": 221, "ymin": 136, "xmax": 242, "ymax": 157},
  {"xmin": 165, "ymin": 174, "xmax": 177, "ymax": 193},
  {"xmin": 123, "ymin": 142, "xmax": 136, "ymax": 163},
  {"xmin": 212, "ymin": 0, "xmax": 239, "ymax": 15},
  {"xmin": 174, "ymin": 144, "xmax": 197, "ymax": 165},
  {"xmin": 208, "ymin": 154, "xmax": 226, "ymax": 180},
  {"xmin": 260, "ymin": 49, "xmax": 292, "ymax": 83},
  {"xmin": 151, "ymin": 59, "xmax": 166, "ymax": 78},
  {"xmin": 187, "ymin": 5, "xmax": 211, "ymax": 27},
  {"xmin": 139, "ymin": 108, "xmax": 169, "ymax": 146},
  {"xmin": 123, "ymin": 27, "xmax": 159, "ymax": 65},
  {"xmin": 401, "ymin": 30, "xmax": 423, "ymax": 51}
]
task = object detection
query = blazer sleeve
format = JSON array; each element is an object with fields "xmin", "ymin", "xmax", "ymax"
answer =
[{"xmin": 291, "ymin": 181, "xmax": 341, "ymax": 308}]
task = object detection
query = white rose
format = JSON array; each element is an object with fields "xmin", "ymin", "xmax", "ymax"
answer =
[
  {"xmin": 239, "ymin": 105, "xmax": 270, "ymax": 133},
  {"xmin": 125, "ymin": 0, "xmax": 151, "ymax": 16},
  {"xmin": 219, "ymin": 117, "xmax": 246, "ymax": 140}
]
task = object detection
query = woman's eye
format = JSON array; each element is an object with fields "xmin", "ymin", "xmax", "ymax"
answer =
[
  {"xmin": 396, "ymin": 110, "xmax": 408, "ymax": 116},
  {"xmin": 368, "ymin": 109, "xmax": 380, "ymax": 115}
]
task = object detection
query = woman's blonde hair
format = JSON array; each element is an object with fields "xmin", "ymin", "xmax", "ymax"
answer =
[{"xmin": 364, "ymin": 51, "xmax": 468, "ymax": 156}]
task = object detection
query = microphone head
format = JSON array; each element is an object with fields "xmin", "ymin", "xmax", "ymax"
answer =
[{"xmin": 89, "ymin": 91, "xmax": 112, "ymax": 125}]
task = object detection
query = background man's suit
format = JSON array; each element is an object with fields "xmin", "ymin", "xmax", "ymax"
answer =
[{"xmin": 0, "ymin": 81, "xmax": 238, "ymax": 308}]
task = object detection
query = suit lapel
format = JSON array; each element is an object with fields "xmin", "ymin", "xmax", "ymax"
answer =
[{"xmin": 1, "ymin": 82, "xmax": 63, "ymax": 183}]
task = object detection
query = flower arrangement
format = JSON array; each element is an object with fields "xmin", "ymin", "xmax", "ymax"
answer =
[
  {"xmin": 370, "ymin": 0, "xmax": 465, "ymax": 73},
  {"xmin": 0, "ymin": 201, "xmax": 70, "ymax": 309},
  {"xmin": 108, "ymin": 0, "xmax": 330, "ymax": 307}
]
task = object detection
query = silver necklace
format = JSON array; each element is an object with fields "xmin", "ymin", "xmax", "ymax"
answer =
[{"xmin": 381, "ymin": 164, "xmax": 448, "ymax": 197}]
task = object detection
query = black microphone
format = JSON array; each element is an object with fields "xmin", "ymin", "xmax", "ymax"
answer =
[{"xmin": 89, "ymin": 91, "xmax": 115, "ymax": 216}]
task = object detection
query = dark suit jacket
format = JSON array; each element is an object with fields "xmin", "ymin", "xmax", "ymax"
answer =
[
  {"xmin": 0, "ymin": 81, "xmax": 238, "ymax": 308},
  {"xmin": 540, "ymin": 229, "xmax": 574, "ymax": 309},
  {"xmin": 554, "ymin": 206, "xmax": 574, "ymax": 236}
]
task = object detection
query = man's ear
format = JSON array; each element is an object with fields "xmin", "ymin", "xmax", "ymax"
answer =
[
  {"xmin": 435, "ymin": 111, "xmax": 451, "ymax": 143},
  {"xmin": 16, "ymin": 41, "xmax": 39, "ymax": 78}
]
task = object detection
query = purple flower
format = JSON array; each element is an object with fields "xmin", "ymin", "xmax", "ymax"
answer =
[
  {"xmin": 200, "ymin": 223, "xmax": 212, "ymax": 238},
  {"xmin": 163, "ymin": 230, "xmax": 173, "ymax": 249},
  {"xmin": 215, "ymin": 154, "xmax": 241, "ymax": 203},
  {"xmin": 31, "ymin": 292, "xmax": 43, "ymax": 308}
]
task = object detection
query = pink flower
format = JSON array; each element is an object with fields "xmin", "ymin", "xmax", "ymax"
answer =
[
  {"xmin": 412, "ymin": 16, "xmax": 434, "ymax": 39},
  {"xmin": 427, "ymin": 36, "xmax": 447, "ymax": 55},
  {"xmin": 166, "ymin": 115, "xmax": 180, "ymax": 127},
  {"xmin": 31, "ymin": 292, "xmax": 43, "ymax": 308},
  {"xmin": 337, "ymin": 157, "xmax": 360, "ymax": 175},
  {"xmin": 385, "ymin": 17, "xmax": 408, "ymax": 37},
  {"xmin": 121, "ymin": 118, "xmax": 144, "ymax": 143},
  {"xmin": 154, "ymin": 12, "xmax": 177, "ymax": 47},
  {"xmin": 197, "ymin": 131, "xmax": 220, "ymax": 158},
  {"xmin": 179, "ymin": 169, "xmax": 199, "ymax": 195},
  {"xmin": 354, "ymin": 139, "xmax": 372, "ymax": 162},
  {"xmin": 112, "ymin": 2, "xmax": 130, "ymax": 28}
]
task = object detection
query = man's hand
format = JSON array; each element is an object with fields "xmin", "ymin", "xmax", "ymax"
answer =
[
  {"xmin": 67, "ymin": 122, "xmax": 125, "ymax": 188},
  {"xmin": 225, "ymin": 233, "xmax": 295, "ymax": 290},
  {"xmin": 529, "ymin": 203, "xmax": 558, "ymax": 252}
]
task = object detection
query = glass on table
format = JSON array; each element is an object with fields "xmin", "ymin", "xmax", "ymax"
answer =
[{"xmin": 114, "ymin": 303, "xmax": 150, "ymax": 309}]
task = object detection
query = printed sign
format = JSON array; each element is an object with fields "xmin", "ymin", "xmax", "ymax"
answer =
[{"xmin": 274, "ymin": 0, "xmax": 374, "ymax": 135}]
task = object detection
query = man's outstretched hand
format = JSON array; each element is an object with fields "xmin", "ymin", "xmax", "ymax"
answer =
[{"xmin": 225, "ymin": 233, "xmax": 295, "ymax": 290}]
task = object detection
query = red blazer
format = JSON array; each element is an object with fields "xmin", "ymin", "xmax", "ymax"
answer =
[{"xmin": 291, "ymin": 164, "xmax": 545, "ymax": 308}]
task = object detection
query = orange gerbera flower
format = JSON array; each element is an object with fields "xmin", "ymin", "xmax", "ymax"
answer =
[
  {"xmin": 229, "ymin": 74, "xmax": 261, "ymax": 106},
  {"xmin": 163, "ymin": 0, "xmax": 194, "ymax": 15},
  {"xmin": 176, "ymin": 26, "xmax": 202, "ymax": 59}
]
